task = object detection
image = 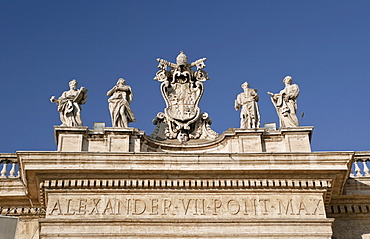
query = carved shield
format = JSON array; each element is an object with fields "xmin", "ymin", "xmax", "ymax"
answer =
[{"xmin": 163, "ymin": 82, "xmax": 202, "ymax": 121}]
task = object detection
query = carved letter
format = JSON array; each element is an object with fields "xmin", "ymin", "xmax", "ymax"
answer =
[
  {"xmin": 133, "ymin": 199, "xmax": 146, "ymax": 215},
  {"xmin": 312, "ymin": 199, "xmax": 325, "ymax": 215},
  {"xmin": 212, "ymin": 199, "xmax": 222, "ymax": 215},
  {"xmin": 49, "ymin": 200, "xmax": 62, "ymax": 215},
  {"xmin": 89, "ymin": 199, "xmax": 101, "ymax": 215},
  {"xmin": 103, "ymin": 199, "xmax": 115, "ymax": 215},
  {"xmin": 297, "ymin": 200, "xmax": 310, "ymax": 215},
  {"xmin": 65, "ymin": 199, "xmax": 75, "ymax": 215},
  {"xmin": 162, "ymin": 199, "xmax": 175, "ymax": 215},
  {"xmin": 181, "ymin": 199, "xmax": 192, "ymax": 215},
  {"xmin": 259, "ymin": 199, "xmax": 270, "ymax": 215},
  {"xmin": 192, "ymin": 199, "xmax": 206, "ymax": 215},
  {"xmin": 77, "ymin": 199, "xmax": 87, "ymax": 215},
  {"xmin": 227, "ymin": 199, "xmax": 240, "ymax": 215},
  {"xmin": 251, "ymin": 199, "xmax": 257, "ymax": 215},
  {"xmin": 193, "ymin": 199, "xmax": 199, "ymax": 215},
  {"xmin": 150, "ymin": 199, "xmax": 158, "ymax": 215},
  {"xmin": 242, "ymin": 199, "xmax": 249, "ymax": 215},
  {"xmin": 116, "ymin": 199, "xmax": 130, "ymax": 215},
  {"xmin": 278, "ymin": 199, "xmax": 295, "ymax": 215},
  {"xmin": 199, "ymin": 199, "xmax": 206, "ymax": 215}
]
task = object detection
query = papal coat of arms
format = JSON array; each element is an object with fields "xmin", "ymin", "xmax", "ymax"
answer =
[{"xmin": 151, "ymin": 51, "xmax": 218, "ymax": 142}]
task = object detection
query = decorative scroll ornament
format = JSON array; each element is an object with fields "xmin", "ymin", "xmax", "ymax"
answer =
[{"xmin": 151, "ymin": 51, "xmax": 218, "ymax": 143}]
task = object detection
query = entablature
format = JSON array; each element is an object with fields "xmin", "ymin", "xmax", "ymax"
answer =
[{"xmin": 15, "ymin": 151, "xmax": 352, "ymax": 209}]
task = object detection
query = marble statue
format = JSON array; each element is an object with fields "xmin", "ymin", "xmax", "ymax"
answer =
[
  {"xmin": 267, "ymin": 76, "xmax": 299, "ymax": 128},
  {"xmin": 151, "ymin": 51, "xmax": 218, "ymax": 142},
  {"xmin": 107, "ymin": 78, "xmax": 136, "ymax": 128},
  {"xmin": 235, "ymin": 82, "xmax": 260, "ymax": 129},
  {"xmin": 50, "ymin": 79, "xmax": 88, "ymax": 127}
]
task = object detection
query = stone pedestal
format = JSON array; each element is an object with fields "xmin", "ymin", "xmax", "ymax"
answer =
[
  {"xmin": 143, "ymin": 126, "xmax": 313, "ymax": 153},
  {"xmin": 54, "ymin": 127, "xmax": 88, "ymax": 152},
  {"xmin": 55, "ymin": 126, "xmax": 144, "ymax": 152}
]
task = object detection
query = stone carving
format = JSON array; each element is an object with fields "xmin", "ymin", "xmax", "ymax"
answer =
[
  {"xmin": 47, "ymin": 194, "xmax": 325, "ymax": 219},
  {"xmin": 235, "ymin": 82, "xmax": 260, "ymax": 129},
  {"xmin": 107, "ymin": 78, "xmax": 136, "ymax": 128},
  {"xmin": 50, "ymin": 79, "xmax": 88, "ymax": 127},
  {"xmin": 268, "ymin": 76, "xmax": 299, "ymax": 128},
  {"xmin": 151, "ymin": 51, "xmax": 218, "ymax": 142}
]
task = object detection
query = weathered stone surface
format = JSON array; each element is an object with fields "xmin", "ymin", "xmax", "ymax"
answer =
[
  {"xmin": 16, "ymin": 219, "xmax": 40, "ymax": 239},
  {"xmin": 151, "ymin": 51, "xmax": 218, "ymax": 143},
  {"xmin": 107, "ymin": 78, "xmax": 136, "ymax": 128},
  {"xmin": 3, "ymin": 138, "xmax": 370, "ymax": 238},
  {"xmin": 332, "ymin": 219, "xmax": 370, "ymax": 239},
  {"xmin": 50, "ymin": 79, "xmax": 88, "ymax": 127},
  {"xmin": 268, "ymin": 76, "xmax": 300, "ymax": 128},
  {"xmin": 46, "ymin": 193, "xmax": 326, "ymax": 219},
  {"xmin": 39, "ymin": 219, "xmax": 335, "ymax": 238},
  {"xmin": 235, "ymin": 81, "xmax": 260, "ymax": 129},
  {"xmin": 54, "ymin": 126, "xmax": 313, "ymax": 153},
  {"xmin": 54, "ymin": 126, "xmax": 144, "ymax": 152}
]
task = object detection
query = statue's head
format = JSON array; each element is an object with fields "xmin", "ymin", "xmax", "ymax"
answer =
[
  {"xmin": 177, "ymin": 131, "xmax": 189, "ymax": 143},
  {"xmin": 69, "ymin": 79, "xmax": 78, "ymax": 90},
  {"xmin": 241, "ymin": 82, "xmax": 250, "ymax": 89},
  {"xmin": 117, "ymin": 78, "xmax": 126, "ymax": 86},
  {"xmin": 176, "ymin": 51, "xmax": 188, "ymax": 66},
  {"xmin": 283, "ymin": 76, "xmax": 292, "ymax": 84}
]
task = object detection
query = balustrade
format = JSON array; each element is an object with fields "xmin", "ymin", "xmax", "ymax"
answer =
[
  {"xmin": 0, "ymin": 154, "xmax": 19, "ymax": 178},
  {"xmin": 351, "ymin": 153, "xmax": 370, "ymax": 177}
]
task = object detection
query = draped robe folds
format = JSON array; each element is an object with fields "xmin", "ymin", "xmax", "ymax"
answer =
[
  {"xmin": 235, "ymin": 88, "xmax": 260, "ymax": 129},
  {"xmin": 57, "ymin": 88, "xmax": 87, "ymax": 127},
  {"xmin": 108, "ymin": 86, "xmax": 136, "ymax": 128},
  {"xmin": 270, "ymin": 84, "xmax": 299, "ymax": 127}
]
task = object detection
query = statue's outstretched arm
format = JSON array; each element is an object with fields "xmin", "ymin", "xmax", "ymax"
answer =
[{"xmin": 50, "ymin": 95, "xmax": 58, "ymax": 104}]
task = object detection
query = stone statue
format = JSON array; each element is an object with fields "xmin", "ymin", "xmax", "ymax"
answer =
[
  {"xmin": 151, "ymin": 51, "xmax": 218, "ymax": 142},
  {"xmin": 50, "ymin": 79, "xmax": 88, "ymax": 127},
  {"xmin": 107, "ymin": 78, "xmax": 136, "ymax": 128},
  {"xmin": 235, "ymin": 82, "xmax": 260, "ymax": 129},
  {"xmin": 267, "ymin": 76, "xmax": 299, "ymax": 128}
]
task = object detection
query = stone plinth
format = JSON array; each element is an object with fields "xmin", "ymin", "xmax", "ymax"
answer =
[
  {"xmin": 144, "ymin": 126, "xmax": 313, "ymax": 153},
  {"xmin": 54, "ymin": 126, "xmax": 312, "ymax": 153},
  {"xmin": 54, "ymin": 126, "xmax": 144, "ymax": 152}
]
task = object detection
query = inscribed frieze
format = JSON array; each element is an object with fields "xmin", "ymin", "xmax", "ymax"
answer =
[{"xmin": 46, "ymin": 193, "xmax": 325, "ymax": 219}]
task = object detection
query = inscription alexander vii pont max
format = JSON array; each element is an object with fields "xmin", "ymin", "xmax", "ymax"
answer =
[{"xmin": 47, "ymin": 194, "xmax": 325, "ymax": 219}]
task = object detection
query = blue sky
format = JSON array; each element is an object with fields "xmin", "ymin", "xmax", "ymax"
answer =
[{"xmin": 1, "ymin": 1, "xmax": 370, "ymax": 152}]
